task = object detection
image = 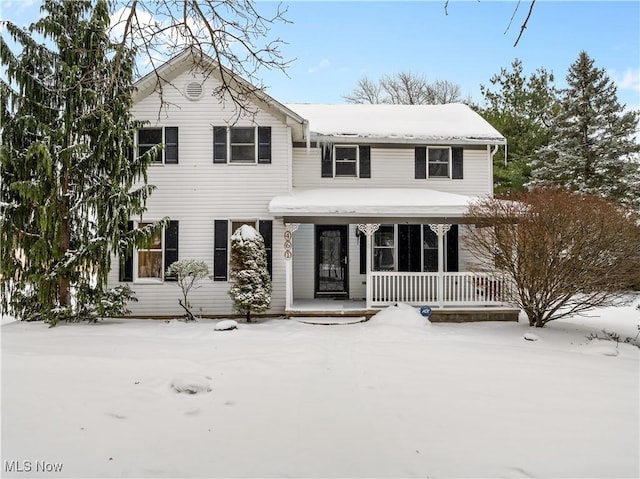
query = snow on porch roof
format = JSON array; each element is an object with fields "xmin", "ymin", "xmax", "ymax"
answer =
[
  {"xmin": 269, "ymin": 188, "xmax": 479, "ymax": 222},
  {"xmin": 285, "ymin": 103, "xmax": 506, "ymax": 144}
]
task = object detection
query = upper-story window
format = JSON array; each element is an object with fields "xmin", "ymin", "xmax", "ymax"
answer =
[
  {"xmin": 321, "ymin": 144, "xmax": 371, "ymax": 178},
  {"xmin": 213, "ymin": 126, "xmax": 271, "ymax": 164},
  {"xmin": 335, "ymin": 146, "xmax": 358, "ymax": 177},
  {"xmin": 137, "ymin": 127, "xmax": 178, "ymax": 164},
  {"xmin": 415, "ymin": 146, "xmax": 463, "ymax": 180},
  {"xmin": 428, "ymin": 147, "xmax": 451, "ymax": 178}
]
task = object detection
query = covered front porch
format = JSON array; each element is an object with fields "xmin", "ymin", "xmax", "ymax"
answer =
[{"xmin": 270, "ymin": 188, "xmax": 519, "ymax": 321}]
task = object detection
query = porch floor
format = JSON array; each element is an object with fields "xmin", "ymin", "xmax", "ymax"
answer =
[{"xmin": 287, "ymin": 299, "xmax": 520, "ymax": 323}]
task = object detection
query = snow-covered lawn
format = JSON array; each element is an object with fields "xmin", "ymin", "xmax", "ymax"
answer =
[{"xmin": 2, "ymin": 302, "xmax": 639, "ymax": 478}]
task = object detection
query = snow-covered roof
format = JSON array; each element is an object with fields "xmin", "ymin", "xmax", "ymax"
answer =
[
  {"xmin": 269, "ymin": 188, "xmax": 479, "ymax": 223},
  {"xmin": 285, "ymin": 103, "xmax": 505, "ymax": 145}
]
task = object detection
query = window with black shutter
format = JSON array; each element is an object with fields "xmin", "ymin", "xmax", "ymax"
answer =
[
  {"xmin": 213, "ymin": 126, "xmax": 272, "ymax": 164},
  {"xmin": 164, "ymin": 128, "xmax": 179, "ymax": 164},
  {"xmin": 258, "ymin": 220, "xmax": 273, "ymax": 277},
  {"xmin": 137, "ymin": 127, "xmax": 178, "ymax": 164},
  {"xmin": 321, "ymin": 144, "xmax": 333, "ymax": 177},
  {"xmin": 213, "ymin": 127, "xmax": 227, "ymax": 163},
  {"xmin": 258, "ymin": 127, "xmax": 271, "ymax": 164},
  {"xmin": 359, "ymin": 145, "xmax": 371, "ymax": 178},
  {"xmin": 164, "ymin": 221, "xmax": 179, "ymax": 280},
  {"xmin": 452, "ymin": 147, "xmax": 463, "ymax": 179},
  {"xmin": 213, "ymin": 220, "xmax": 228, "ymax": 281},
  {"xmin": 415, "ymin": 147, "xmax": 427, "ymax": 179},
  {"xmin": 119, "ymin": 221, "xmax": 134, "ymax": 282}
]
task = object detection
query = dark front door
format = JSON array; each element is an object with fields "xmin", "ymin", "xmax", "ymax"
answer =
[{"xmin": 315, "ymin": 225, "xmax": 349, "ymax": 297}]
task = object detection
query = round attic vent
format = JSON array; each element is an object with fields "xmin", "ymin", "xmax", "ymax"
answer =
[{"xmin": 185, "ymin": 81, "xmax": 204, "ymax": 100}]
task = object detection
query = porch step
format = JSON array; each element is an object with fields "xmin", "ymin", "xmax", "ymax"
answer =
[
  {"xmin": 295, "ymin": 316, "xmax": 368, "ymax": 326},
  {"xmin": 428, "ymin": 308, "xmax": 520, "ymax": 323}
]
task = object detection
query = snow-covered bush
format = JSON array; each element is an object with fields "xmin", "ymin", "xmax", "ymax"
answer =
[
  {"xmin": 228, "ymin": 225, "xmax": 271, "ymax": 322},
  {"xmin": 166, "ymin": 260, "xmax": 210, "ymax": 321},
  {"xmin": 75, "ymin": 284, "xmax": 137, "ymax": 322}
]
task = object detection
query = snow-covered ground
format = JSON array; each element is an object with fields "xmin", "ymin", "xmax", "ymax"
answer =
[{"xmin": 2, "ymin": 301, "xmax": 639, "ymax": 478}]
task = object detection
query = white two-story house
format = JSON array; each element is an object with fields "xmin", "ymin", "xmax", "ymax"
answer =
[{"xmin": 108, "ymin": 51, "xmax": 517, "ymax": 321}]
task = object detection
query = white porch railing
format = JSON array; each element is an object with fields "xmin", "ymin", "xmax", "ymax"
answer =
[{"xmin": 370, "ymin": 272, "xmax": 512, "ymax": 307}]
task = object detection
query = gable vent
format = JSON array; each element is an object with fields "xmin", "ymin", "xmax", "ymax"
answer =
[{"xmin": 185, "ymin": 81, "xmax": 204, "ymax": 101}]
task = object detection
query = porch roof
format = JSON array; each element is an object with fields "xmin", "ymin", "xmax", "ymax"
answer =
[{"xmin": 269, "ymin": 188, "xmax": 478, "ymax": 224}]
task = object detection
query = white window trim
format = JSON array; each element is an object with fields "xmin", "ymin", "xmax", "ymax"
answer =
[
  {"xmin": 133, "ymin": 220, "xmax": 165, "ymax": 284},
  {"xmin": 333, "ymin": 144, "xmax": 359, "ymax": 178},
  {"xmin": 427, "ymin": 146, "xmax": 452, "ymax": 179},
  {"xmin": 226, "ymin": 127, "xmax": 260, "ymax": 165},
  {"xmin": 373, "ymin": 224, "xmax": 396, "ymax": 271}
]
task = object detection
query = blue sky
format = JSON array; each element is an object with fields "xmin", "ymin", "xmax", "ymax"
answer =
[{"xmin": 2, "ymin": 1, "xmax": 639, "ymax": 109}]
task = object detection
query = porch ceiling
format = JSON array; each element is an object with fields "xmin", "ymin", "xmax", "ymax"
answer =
[{"xmin": 269, "ymin": 188, "xmax": 478, "ymax": 224}]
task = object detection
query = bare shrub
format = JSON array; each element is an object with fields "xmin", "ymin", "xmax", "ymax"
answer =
[{"xmin": 464, "ymin": 188, "xmax": 640, "ymax": 327}]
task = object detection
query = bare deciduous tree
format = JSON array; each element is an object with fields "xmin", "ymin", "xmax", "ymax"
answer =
[
  {"xmin": 344, "ymin": 72, "xmax": 463, "ymax": 105},
  {"xmin": 464, "ymin": 188, "xmax": 640, "ymax": 327},
  {"xmin": 111, "ymin": 0, "xmax": 291, "ymax": 116}
]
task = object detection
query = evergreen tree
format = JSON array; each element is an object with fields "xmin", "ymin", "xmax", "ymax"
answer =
[
  {"xmin": 530, "ymin": 51, "xmax": 640, "ymax": 209},
  {"xmin": 229, "ymin": 225, "xmax": 271, "ymax": 323},
  {"xmin": 478, "ymin": 59, "xmax": 558, "ymax": 195},
  {"xmin": 1, "ymin": 0, "xmax": 157, "ymax": 324}
]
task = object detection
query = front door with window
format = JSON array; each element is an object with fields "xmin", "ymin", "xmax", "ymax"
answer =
[{"xmin": 315, "ymin": 225, "xmax": 349, "ymax": 297}]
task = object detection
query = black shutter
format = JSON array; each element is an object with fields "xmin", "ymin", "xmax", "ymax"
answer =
[
  {"xmin": 164, "ymin": 220, "xmax": 179, "ymax": 280},
  {"xmin": 446, "ymin": 225, "xmax": 459, "ymax": 272},
  {"xmin": 359, "ymin": 231, "xmax": 366, "ymax": 274},
  {"xmin": 213, "ymin": 220, "xmax": 228, "ymax": 281},
  {"xmin": 415, "ymin": 147, "xmax": 426, "ymax": 179},
  {"xmin": 321, "ymin": 144, "xmax": 333, "ymax": 177},
  {"xmin": 359, "ymin": 145, "xmax": 371, "ymax": 178},
  {"xmin": 164, "ymin": 127, "xmax": 178, "ymax": 164},
  {"xmin": 258, "ymin": 220, "xmax": 273, "ymax": 277},
  {"xmin": 258, "ymin": 127, "xmax": 271, "ymax": 164},
  {"xmin": 213, "ymin": 127, "xmax": 227, "ymax": 163},
  {"xmin": 119, "ymin": 221, "xmax": 134, "ymax": 282},
  {"xmin": 452, "ymin": 147, "xmax": 463, "ymax": 179},
  {"xmin": 398, "ymin": 225, "xmax": 421, "ymax": 272}
]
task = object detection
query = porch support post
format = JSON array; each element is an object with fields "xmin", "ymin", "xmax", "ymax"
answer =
[
  {"xmin": 283, "ymin": 223, "xmax": 299, "ymax": 311},
  {"xmin": 357, "ymin": 223, "xmax": 380, "ymax": 309},
  {"xmin": 429, "ymin": 224, "xmax": 451, "ymax": 308}
]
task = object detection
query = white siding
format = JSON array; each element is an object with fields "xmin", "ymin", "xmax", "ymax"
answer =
[
  {"xmin": 292, "ymin": 146, "xmax": 491, "ymax": 196},
  {"xmin": 107, "ymin": 71, "xmax": 292, "ymax": 316},
  {"xmin": 292, "ymin": 224, "xmax": 314, "ymax": 299},
  {"xmin": 458, "ymin": 225, "xmax": 476, "ymax": 272}
]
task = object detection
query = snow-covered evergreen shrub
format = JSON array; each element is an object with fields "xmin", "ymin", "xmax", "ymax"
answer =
[
  {"xmin": 75, "ymin": 285, "xmax": 137, "ymax": 322},
  {"xmin": 166, "ymin": 260, "xmax": 210, "ymax": 321},
  {"xmin": 228, "ymin": 225, "xmax": 271, "ymax": 322}
]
